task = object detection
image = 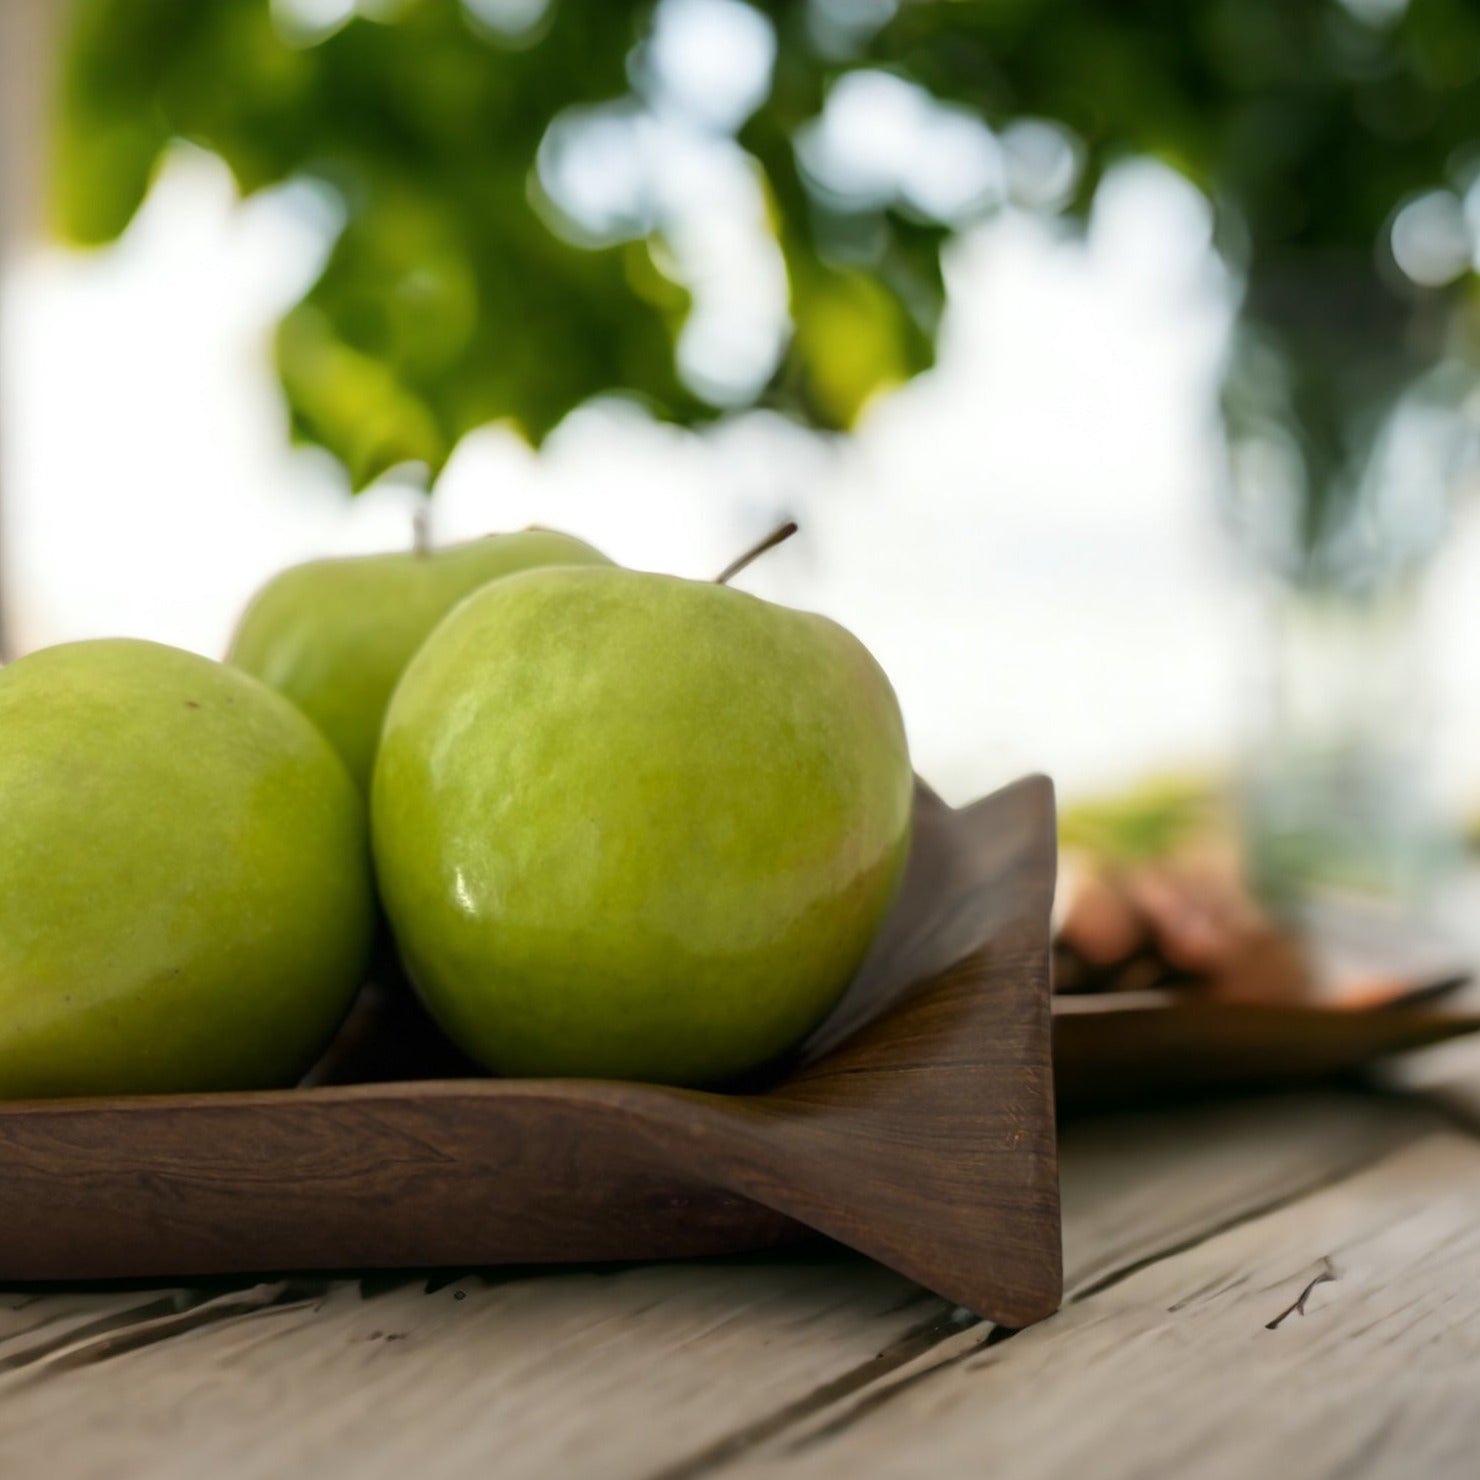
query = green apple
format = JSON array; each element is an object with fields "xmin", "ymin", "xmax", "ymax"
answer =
[
  {"xmin": 372, "ymin": 565, "xmax": 914, "ymax": 1086},
  {"xmin": 0, "ymin": 638, "xmax": 375, "ymax": 1098},
  {"xmin": 230, "ymin": 528, "xmax": 613, "ymax": 791}
]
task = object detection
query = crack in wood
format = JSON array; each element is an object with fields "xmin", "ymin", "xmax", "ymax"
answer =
[
  {"xmin": 0, "ymin": 1292, "xmax": 221, "ymax": 1375},
  {"xmin": 1265, "ymin": 1257, "xmax": 1339, "ymax": 1331},
  {"xmin": 0, "ymin": 1281, "xmax": 329, "ymax": 1389},
  {"xmin": 784, "ymin": 1362, "xmax": 967, "ymax": 1453},
  {"xmin": 644, "ymin": 1303, "xmax": 976, "ymax": 1480},
  {"xmin": 783, "ymin": 1323, "xmax": 1015, "ymax": 1454},
  {"xmin": 767, "ymin": 1314, "xmax": 1042, "ymax": 1458},
  {"xmin": 1166, "ymin": 1269, "xmax": 1251, "ymax": 1313}
]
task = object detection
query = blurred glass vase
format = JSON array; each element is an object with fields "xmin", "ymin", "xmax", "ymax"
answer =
[
  {"xmin": 1230, "ymin": 360, "xmax": 1480, "ymax": 919},
  {"xmin": 1242, "ymin": 582, "xmax": 1452, "ymax": 913}
]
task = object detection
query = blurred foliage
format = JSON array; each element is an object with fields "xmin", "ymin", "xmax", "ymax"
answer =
[
  {"xmin": 53, "ymin": 0, "xmax": 1480, "ymax": 509},
  {"xmin": 1059, "ymin": 773, "xmax": 1226, "ymax": 865},
  {"xmin": 54, "ymin": 0, "xmax": 710, "ymax": 486}
]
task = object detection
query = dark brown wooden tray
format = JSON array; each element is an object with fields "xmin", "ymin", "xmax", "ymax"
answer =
[
  {"xmin": 0, "ymin": 777, "xmax": 1063, "ymax": 1327},
  {"xmin": 1053, "ymin": 989, "xmax": 1480, "ymax": 1112}
]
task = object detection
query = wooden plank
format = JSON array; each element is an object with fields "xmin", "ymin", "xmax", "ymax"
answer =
[
  {"xmin": 655, "ymin": 1089, "xmax": 1434, "ymax": 1476},
  {"xmin": 0, "ymin": 1259, "xmax": 932, "ymax": 1480},
  {"xmin": 1380, "ymin": 1030, "xmax": 1480, "ymax": 1131},
  {"xmin": 1056, "ymin": 1090, "xmax": 1430, "ymax": 1297},
  {"xmin": 0, "ymin": 1090, "xmax": 1432, "ymax": 1480},
  {"xmin": 720, "ymin": 1129, "xmax": 1480, "ymax": 1479}
]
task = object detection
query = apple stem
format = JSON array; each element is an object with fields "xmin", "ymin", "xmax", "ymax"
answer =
[
  {"xmin": 715, "ymin": 521, "xmax": 798, "ymax": 585},
  {"xmin": 412, "ymin": 502, "xmax": 433, "ymax": 558}
]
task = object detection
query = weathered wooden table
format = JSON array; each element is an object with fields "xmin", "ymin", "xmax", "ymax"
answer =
[{"xmin": 4, "ymin": 1065, "xmax": 1478, "ymax": 1479}]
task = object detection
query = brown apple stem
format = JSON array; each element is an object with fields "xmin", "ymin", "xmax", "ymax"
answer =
[
  {"xmin": 412, "ymin": 502, "xmax": 432, "ymax": 557},
  {"xmin": 715, "ymin": 521, "xmax": 798, "ymax": 585}
]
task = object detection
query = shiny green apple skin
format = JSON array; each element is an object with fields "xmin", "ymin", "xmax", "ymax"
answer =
[
  {"xmin": 0, "ymin": 639, "xmax": 375, "ymax": 1099},
  {"xmin": 230, "ymin": 529, "xmax": 613, "ymax": 791},
  {"xmin": 372, "ymin": 565, "xmax": 914, "ymax": 1087}
]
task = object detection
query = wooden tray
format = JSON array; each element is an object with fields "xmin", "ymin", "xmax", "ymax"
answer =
[
  {"xmin": 1053, "ymin": 989, "xmax": 1480, "ymax": 1113},
  {"xmin": 0, "ymin": 777, "xmax": 1063, "ymax": 1327}
]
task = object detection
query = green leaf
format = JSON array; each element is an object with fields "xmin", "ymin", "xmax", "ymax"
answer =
[
  {"xmin": 50, "ymin": 0, "xmax": 1480, "ymax": 518},
  {"xmin": 277, "ymin": 306, "xmax": 447, "ymax": 489}
]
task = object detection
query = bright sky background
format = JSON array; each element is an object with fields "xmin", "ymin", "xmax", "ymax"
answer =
[{"xmin": 7, "ymin": 139, "xmax": 1480, "ymax": 811}]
